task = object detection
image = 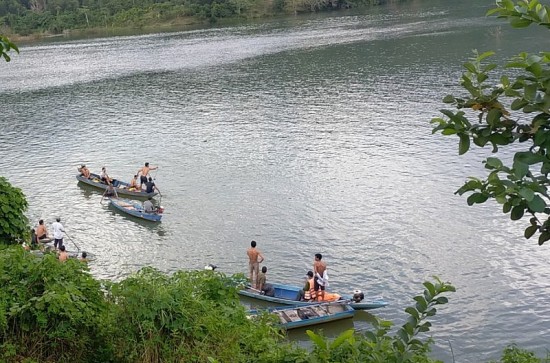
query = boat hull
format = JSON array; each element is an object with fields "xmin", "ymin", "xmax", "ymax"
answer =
[
  {"xmin": 109, "ymin": 198, "xmax": 162, "ymax": 222},
  {"xmin": 239, "ymin": 282, "xmax": 388, "ymax": 310},
  {"xmin": 250, "ymin": 302, "xmax": 355, "ymax": 330},
  {"xmin": 76, "ymin": 173, "xmax": 157, "ymax": 198}
]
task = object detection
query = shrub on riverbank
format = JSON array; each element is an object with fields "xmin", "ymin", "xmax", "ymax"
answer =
[{"xmin": 0, "ymin": 244, "xmax": 460, "ymax": 363}]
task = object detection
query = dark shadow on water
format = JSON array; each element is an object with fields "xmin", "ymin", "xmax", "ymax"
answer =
[{"xmin": 77, "ymin": 181, "xmax": 102, "ymax": 200}]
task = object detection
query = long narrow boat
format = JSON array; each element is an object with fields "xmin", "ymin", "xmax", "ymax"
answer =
[
  {"xmin": 239, "ymin": 282, "xmax": 388, "ymax": 310},
  {"xmin": 249, "ymin": 302, "xmax": 355, "ymax": 330},
  {"xmin": 76, "ymin": 173, "xmax": 157, "ymax": 198},
  {"xmin": 109, "ymin": 198, "xmax": 163, "ymax": 222}
]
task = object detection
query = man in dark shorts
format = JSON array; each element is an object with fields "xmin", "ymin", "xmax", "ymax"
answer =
[
  {"xmin": 52, "ymin": 217, "xmax": 65, "ymax": 250},
  {"xmin": 137, "ymin": 162, "xmax": 158, "ymax": 190},
  {"xmin": 313, "ymin": 253, "xmax": 327, "ymax": 301}
]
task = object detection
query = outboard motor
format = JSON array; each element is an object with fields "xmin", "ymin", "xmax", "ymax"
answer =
[
  {"xmin": 352, "ymin": 289, "xmax": 365, "ymax": 303},
  {"xmin": 156, "ymin": 206, "xmax": 165, "ymax": 214}
]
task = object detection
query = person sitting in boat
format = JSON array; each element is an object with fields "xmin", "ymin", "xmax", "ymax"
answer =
[
  {"xmin": 144, "ymin": 177, "xmax": 161, "ymax": 196},
  {"xmin": 258, "ymin": 266, "xmax": 275, "ymax": 297},
  {"xmin": 298, "ymin": 271, "xmax": 316, "ymax": 301},
  {"xmin": 100, "ymin": 167, "xmax": 112, "ymax": 185},
  {"xmin": 143, "ymin": 197, "xmax": 155, "ymax": 213},
  {"xmin": 128, "ymin": 175, "xmax": 139, "ymax": 191},
  {"xmin": 78, "ymin": 164, "xmax": 91, "ymax": 178},
  {"xmin": 36, "ymin": 219, "xmax": 48, "ymax": 241}
]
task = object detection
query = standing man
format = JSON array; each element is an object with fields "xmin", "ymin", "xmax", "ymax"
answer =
[
  {"xmin": 52, "ymin": 217, "xmax": 65, "ymax": 250},
  {"xmin": 137, "ymin": 162, "xmax": 158, "ymax": 190},
  {"xmin": 247, "ymin": 240, "xmax": 264, "ymax": 289},
  {"xmin": 313, "ymin": 253, "xmax": 328, "ymax": 301}
]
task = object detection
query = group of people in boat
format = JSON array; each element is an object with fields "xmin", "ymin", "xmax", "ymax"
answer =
[
  {"xmin": 78, "ymin": 162, "xmax": 161, "ymax": 196},
  {"xmin": 24, "ymin": 217, "xmax": 88, "ymax": 263},
  {"xmin": 247, "ymin": 241, "xmax": 330, "ymax": 302}
]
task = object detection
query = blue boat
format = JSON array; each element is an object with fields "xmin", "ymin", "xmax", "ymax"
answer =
[
  {"xmin": 239, "ymin": 282, "xmax": 388, "ymax": 310},
  {"xmin": 109, "ymin": 198, "xmax": 163, "ymax": 222},
  {"xmin": 76, "ymin": 173, "xmax": 157, "ymax": 199},
  {"xmin": 249, "ymin": 302, "xmax": 355, "ymax": 330}
]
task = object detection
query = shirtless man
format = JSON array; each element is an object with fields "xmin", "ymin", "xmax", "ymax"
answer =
[
  {"xmin": 78, "ymin": 164, "xmax": 91, "ymax": 178},
  {"xmin": 313, "ymin": 253, "xmax": 327, "ymax": 301},
  {"xmin": 58, "ymin": 245, "xmax": 69, "ymax": 262},
  {"xmin": 36, "ymin": 219, "xmax": 48, "ymax": 240},
  {"xmin": 137, "ymin": 162, "xmax": 158, "ymax": 190},
  {"xmin": 247, "ymin": 240, "xmax": 264, "ymax": 289},
  {"xmin": 129, "ymin": 175, "xmax": 139, "ymax": 190}
]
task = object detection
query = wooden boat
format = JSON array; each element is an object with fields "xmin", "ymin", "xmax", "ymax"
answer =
[
  {"xmin": 249, "ymin": 302, "xmax": 355, "ymax": 330},
  {"xmin": 239, "ymin": 282, "xmax": 388, "ymax": 310},
  {"xmin": 109, "ymin": 198, "xmax": 163, "ymax": 222},
  {"xmin": 76, "ymin": 173, "xmax": 157, "ymax": 198}
]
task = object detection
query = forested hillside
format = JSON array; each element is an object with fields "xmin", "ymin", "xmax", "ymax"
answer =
[{"xmin": 0, "ymin": 0, "xmax": 387, "ymax": 36}]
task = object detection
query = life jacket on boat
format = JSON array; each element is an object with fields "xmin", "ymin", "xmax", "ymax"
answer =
[{"xmin": 304, "ymin": 278, "xmax": 316, "ymax": 300}]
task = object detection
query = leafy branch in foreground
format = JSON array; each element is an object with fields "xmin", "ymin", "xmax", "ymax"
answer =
[
  {"xmin": 431, "ymin": 0, "xmax": 550, "ymax": 244},
  {"xmin": 306, "ymin": 277, "xmax": 455, "ymax": 363},
  {"xmin": 0, "ymin": 35, "xmax": 19, "ymax": 62}
]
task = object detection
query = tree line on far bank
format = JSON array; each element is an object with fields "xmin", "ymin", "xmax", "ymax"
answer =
[{"xmin": 0, "ymin": 0, "xmax": 389, "ymax": 36}]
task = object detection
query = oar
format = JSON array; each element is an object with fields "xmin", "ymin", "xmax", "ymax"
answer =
[{"xmin": 64, "ymin": 231, "xmax": 80, "ymax": 255}]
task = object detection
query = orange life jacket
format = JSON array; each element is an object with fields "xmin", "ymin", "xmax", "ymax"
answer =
[{"xmin": 304, "ymin": 278, "xmax": 316, "ymax": 300}]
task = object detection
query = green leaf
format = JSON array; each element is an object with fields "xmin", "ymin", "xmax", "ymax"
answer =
[
  {"xmin": 306, "ymin": 330, "xmax": 327, "ymax": 350},
  {"xmin": 519, "ymin": 187, "xmax": 535, "ymax": 201},
  {"xmin": 405, "ymin": 306, "xmax": 420, "ymax": 319},
  {"xmin": 527, "ymin": 194, "xmax": 546, "ymax": 212},
  {"xmin": 467, "ymin": 193, "xmax": 489, "ymax": 205},
  {"xmin": 443, "ymin": 95, "xmax": 456, "ymax": 103},
  {"xmin": 511, "ymin": 205, "xmax": 525, "ymax": 220},
  {"xmin": 513, "ymin": 161, "xmax": 530, "ymax": 178},
  {"xmin": 510, "ymin": 17, "xmax": 534, "ymax": 27},
  {"xmin": 510, "ymin": 98, "xmax": 529, "ymax": 111},
  {"xmin": 329, "ymin": 329, "xmax": 354, "ymax": 349},
  {"xmin": 525, "ymin": 225, "xmax": 539, "ymax": 239},
  {"xmin": 459, "ymin": 133, "xmax": 471, "ymax": 155},
  {"xmin": 538, "ymin": 231, "xmax": 550, "ymax": 245},
  {"xmin": 486, "ymin": 157, "xmax": 503, "ymax": 169}
]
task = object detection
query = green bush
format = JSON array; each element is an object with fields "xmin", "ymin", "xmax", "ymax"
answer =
[
  {"xmin": 0, "ymin": 247, "xmax": 106, "ymax": 362},
  {"xmin": 0, "ymin": 177, "xmax": 28, "ymax": 244}
]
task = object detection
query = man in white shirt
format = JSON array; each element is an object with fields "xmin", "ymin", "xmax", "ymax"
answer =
[
  {"xmin": 143, "ymin": 198, "xmax": 154, "ymax": 213},
  {"xmin": 52, "ymin": 217, "xmax": 65, "ymax": 249}
]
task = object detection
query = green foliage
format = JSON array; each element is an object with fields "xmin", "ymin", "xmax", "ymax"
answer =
[
  {"xmin": 488, "ymin": 344, "xmax": 550, "ymax": 363},
  {"xmin": 0, "ymin": 34, "xmax": 18, "ymax": 62},
  {"xmin": 0, "ymin": 246, "xmax": 106, "ymax": 362},
  {"xmin": 296, "ymin": 277, "xmax": 455, "ymax": 363},
  {"xmin": 0, "ymin": 177, "xmax": 28, "ymax": 244},
  {"xmin": 101, "ymin": 267, "xmax": 293, "ymax": 363},
  {"xmin": 431, "ymin": 0, "xmax": 550, "ymax": 244}
]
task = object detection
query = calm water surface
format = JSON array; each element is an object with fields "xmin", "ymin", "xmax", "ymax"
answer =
[{"xmin": 2, "ymin": 0, "xmax": 550, "ymax": 361}]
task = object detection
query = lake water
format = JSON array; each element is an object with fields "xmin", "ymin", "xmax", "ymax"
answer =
[{"xmin": 2, "ymin": 0, "xmax": 550, "ymax": 361}]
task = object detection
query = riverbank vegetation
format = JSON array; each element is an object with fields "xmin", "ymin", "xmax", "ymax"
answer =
[
  {"xmin": 0, "ymin": 0, "xmax": 391, "ymax": 39},
  {"xmin": 0, "ymin": 243, "xmax": 458, "ymax": 363}
]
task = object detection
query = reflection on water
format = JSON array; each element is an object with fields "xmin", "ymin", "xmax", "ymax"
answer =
[{"xmin": 3, "ymin": 0, "xmax": 550, "ymax": 362}]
